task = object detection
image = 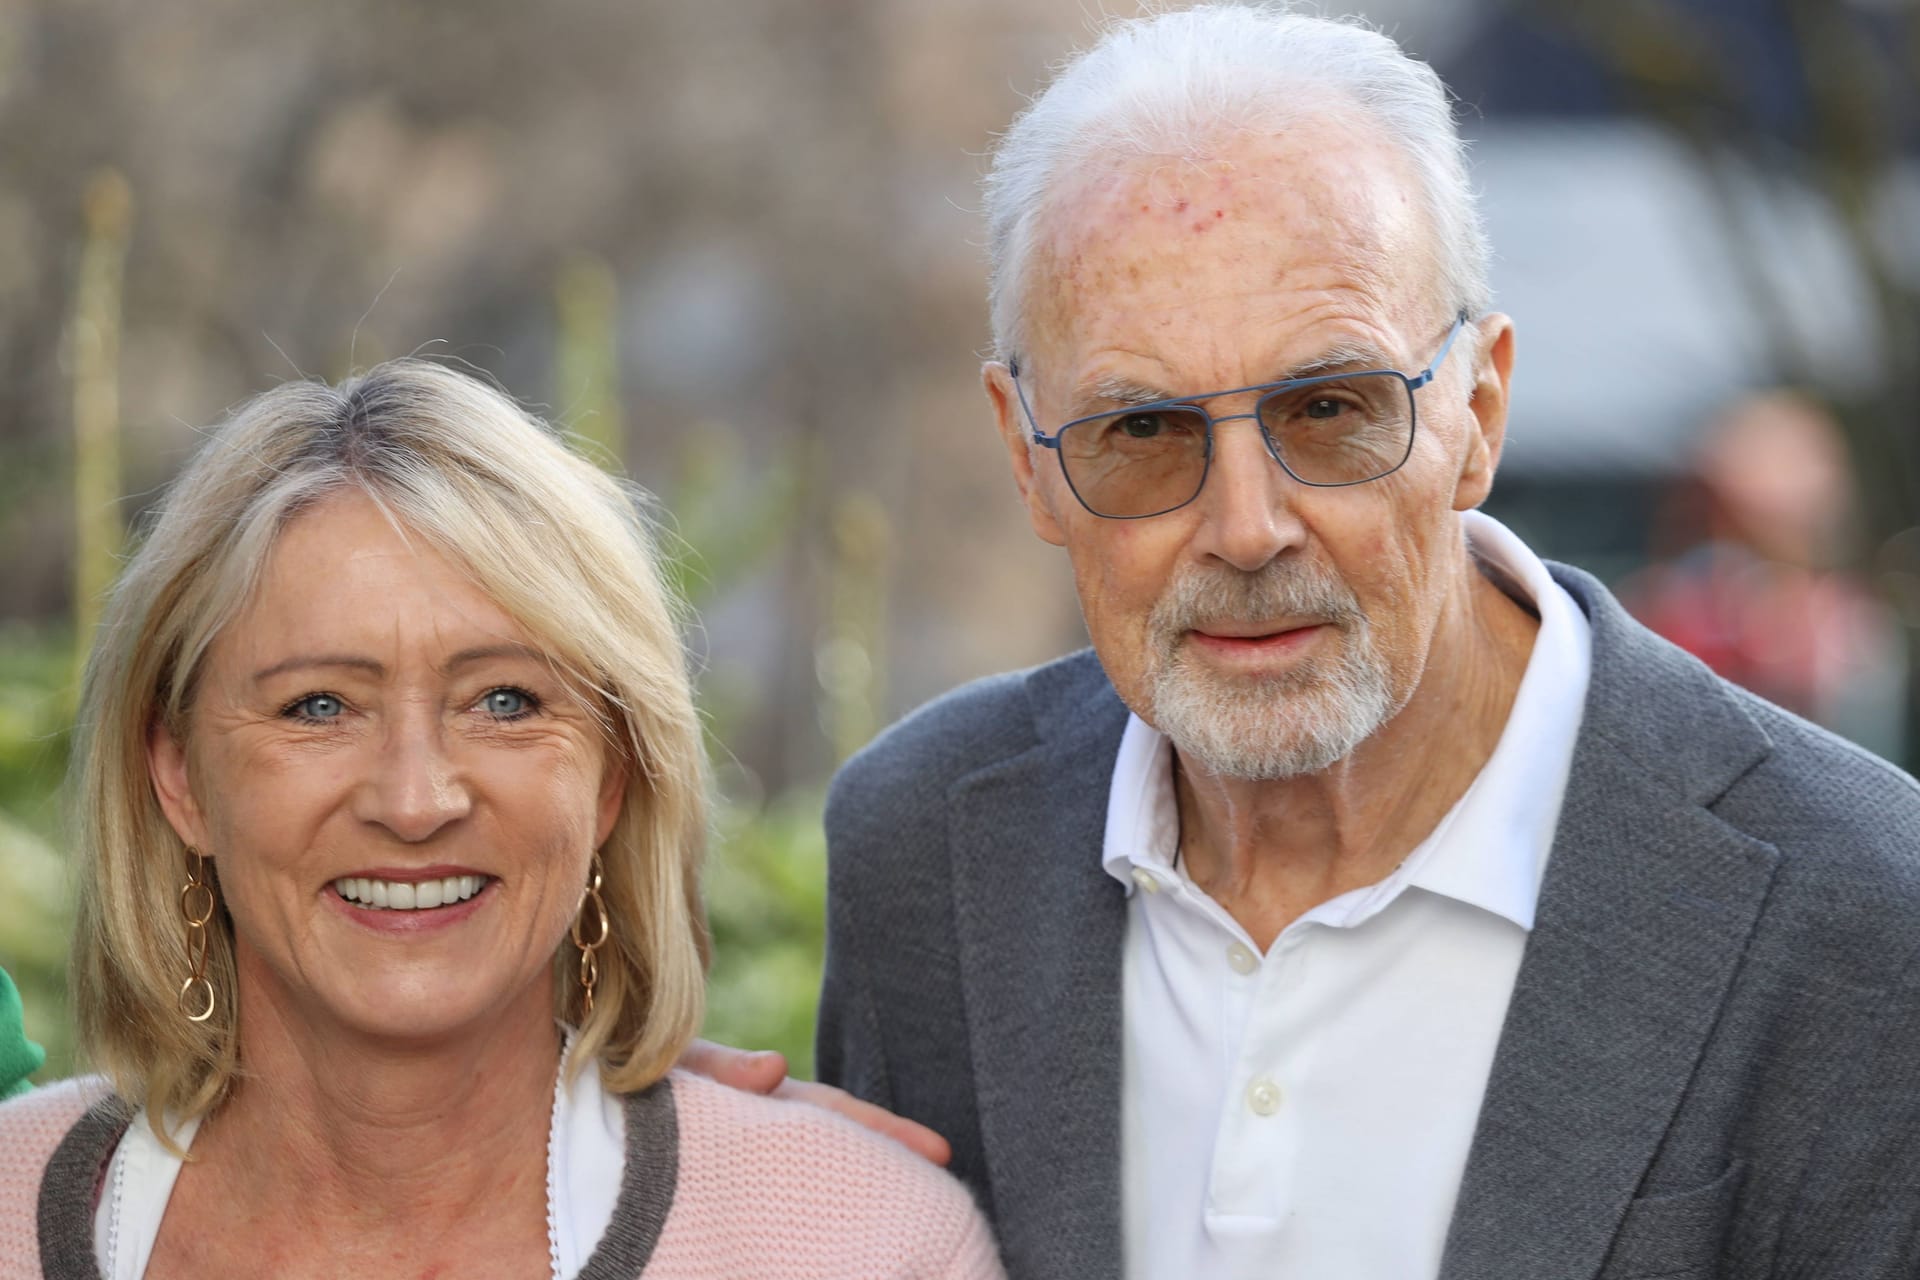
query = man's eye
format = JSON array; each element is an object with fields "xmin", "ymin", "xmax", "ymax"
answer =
[
  {"xmin": 288, "ymin": 694, "xmax": 344, "ymax": 721},
  {"xmin": 1305, "ymin": 398, "xmax": 1348, "ymax": 420},
  {"xmin": 1115, "ymin": 410, "xmax": 1202, "ymax": 439},
  {"xmin": 479, "ymin": 688, "xmax": 536, "ymax": 719}
]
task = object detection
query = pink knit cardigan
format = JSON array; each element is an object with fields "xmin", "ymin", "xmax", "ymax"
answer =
[{"xmin": 0, "ymin": 1072, "xmax": 1005, "ymax": 1278}]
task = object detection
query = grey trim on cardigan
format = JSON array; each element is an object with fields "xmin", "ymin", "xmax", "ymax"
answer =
[
  {"xmin": 35, "ymin": 1079, "xmax": 680, "ymax": 1279},
  {"xmin": 36, "ymin": 1096, "xmax": 129, "ymax": 1280}
]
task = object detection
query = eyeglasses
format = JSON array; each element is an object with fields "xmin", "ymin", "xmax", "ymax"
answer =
[{"xmin": 1008, "ymin": 313, "xmax": 1471, "ymax": 519}]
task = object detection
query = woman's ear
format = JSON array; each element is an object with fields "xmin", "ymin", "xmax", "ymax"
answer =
[
  {"xmin": 594, "ymin": 760, "xmax": 627, "ymax": 849},
  {"xmin": 148, "ymin": 717, "xmax": 211, "ymax": 853}
]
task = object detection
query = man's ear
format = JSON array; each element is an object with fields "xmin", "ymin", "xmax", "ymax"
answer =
[
  {"xmin": 1454, "ymin": 314, "xmax": 1515, "ymax": 512},
  {"xmin": 983, "ymin": 361, "xmax": 1067, "ymax": 547},
  {"xmin": 147, "ymin": 717, "xmax": 211, "ymax": 854}
]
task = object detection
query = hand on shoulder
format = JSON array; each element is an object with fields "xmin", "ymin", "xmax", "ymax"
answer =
[
  {"xmin": 660, "ymin": 1070, "xmax": 1003, "ymax": 1279},
  {"xmin": 677, "ymin": 1038, "xmax": 952, "ymax": 1165}
]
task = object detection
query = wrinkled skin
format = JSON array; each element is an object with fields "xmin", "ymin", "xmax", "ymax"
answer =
[{"xmin": 983, "ymin": 117, "xmax": 1533, "ymax": 945}]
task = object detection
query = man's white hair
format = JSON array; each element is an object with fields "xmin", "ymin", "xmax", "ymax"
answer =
[{"xmin": 983, "ymin": 3, "xmax": 1492, "ymax": 358}]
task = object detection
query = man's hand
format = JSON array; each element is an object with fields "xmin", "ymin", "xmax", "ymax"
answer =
[{"xmin": 679, "ymin": 1039, "xmax": 953, "ymax": 1166}]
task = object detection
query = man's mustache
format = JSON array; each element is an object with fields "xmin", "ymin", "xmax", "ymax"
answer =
[{"xmin": 1149, "ymin": 560, "xmax": 1367, "ymax": 642}]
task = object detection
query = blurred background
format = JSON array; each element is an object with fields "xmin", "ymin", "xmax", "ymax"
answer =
[{"xmin": 2, "ymin": 0, "xmax": 1915, "ymax": 1084}]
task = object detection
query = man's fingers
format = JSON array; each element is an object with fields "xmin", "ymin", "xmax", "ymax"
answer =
[
  {"xmin": 774, "ymin": 1078, "xmax": 954, "ymax": 1166},
  {"xmin": 676, "ymin": 1041, "xmax": 952, "ymax": 1165},
  {"xmin": 679, "ymin": 1038, "xmax": 789, "ymax": 1094}
]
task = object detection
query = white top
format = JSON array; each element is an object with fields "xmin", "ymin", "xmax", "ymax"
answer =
[
  {"xmin": 1111, "ymin": 511, "xmax": 1593, "ymax": 1280},
  {"xmin": 93, "ymin": 1028, "xmax": 624, "ymax": 1279}
]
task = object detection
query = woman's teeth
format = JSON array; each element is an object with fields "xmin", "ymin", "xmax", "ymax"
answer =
[{"xmin": 332, "ymin": 875, "xmax": 486, "ymax": 911}]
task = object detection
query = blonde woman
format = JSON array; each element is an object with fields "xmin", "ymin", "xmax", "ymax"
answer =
[{"xmin": 0, "ymin": 361, "xmax": 1001, "ymax": 1279}]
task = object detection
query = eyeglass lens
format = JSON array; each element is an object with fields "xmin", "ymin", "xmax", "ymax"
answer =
[{"xmin": 1056, "ymin": 372, "xmax": 1416, "ymax": 518}]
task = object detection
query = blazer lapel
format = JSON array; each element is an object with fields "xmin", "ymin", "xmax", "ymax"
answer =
[
  {"xmin": 1441, "ymin": 566, "xmax": 1782, "ymax": 1280},
  {"xmin": 949, "ymin": 656, "xmax": 1130, "ymax": 1280}
]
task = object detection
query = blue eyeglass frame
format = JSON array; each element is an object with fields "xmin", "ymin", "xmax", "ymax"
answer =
[{"xmin": 1007, "ymin": 311, "xmax": 1472, "ymax": 519}]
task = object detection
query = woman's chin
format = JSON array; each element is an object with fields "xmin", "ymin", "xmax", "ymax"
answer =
[
  {"xmin": 310, "ymin": 971, "xmax": 543, "ymax": 1047},
  {"xmin": 262, "ymin": 937, "xmax": 552, "ymax": 1049},
  {"xmin": 227, "ymin": 883, "xmax": 565, "ymax": 1049}
]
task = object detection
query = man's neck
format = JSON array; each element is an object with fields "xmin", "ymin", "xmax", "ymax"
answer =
[{"xmin": 1174, "ymin": 557, "xmax": 1540, "ymax": 951}]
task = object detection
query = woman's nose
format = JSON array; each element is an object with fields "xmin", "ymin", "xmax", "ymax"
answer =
[{"xmin": 354, "ymin": 712, "xmax": 473, "ymax": 842}]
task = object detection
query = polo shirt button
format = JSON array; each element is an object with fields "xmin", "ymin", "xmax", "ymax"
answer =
[
  {"xmin": 1246, "ymin": 1078, "xmax": 1282, "ymax": 1117},
  {"xmin": 1131, "ymin": 869, "xmax": 1160, "ymax": 895},
  {"xmin": 1227, "ymin": 943, "xmax": 1258, "ymax": 975}
]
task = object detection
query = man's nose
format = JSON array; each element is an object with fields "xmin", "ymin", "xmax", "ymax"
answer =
[
  {"xmin": 355, "ymin": 709, "xmax": 473, "ymax": 843},
  {"xmin": 1190, "ymin": 414, "xmax": 1307, "ymax": 571}
]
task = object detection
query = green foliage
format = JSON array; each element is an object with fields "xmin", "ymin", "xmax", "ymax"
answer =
[
  {"xmin": 702, "ymin": 789, "xmax": 828, "ymax": 1076},
  {"xmin": 0, "ymin": 626, "xmax": 78, "ymax": 1080},
  {"xmin": 662, "ymin": 431, "xmax": 829, "ymax": 1074},
  {"xmin": 0, "ymin": 626, "xmax": 75, "ymax": 826}
]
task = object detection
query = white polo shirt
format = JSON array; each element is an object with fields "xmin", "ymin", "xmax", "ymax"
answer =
[{"xmin": 1109, "ymin": 511, "xmax": 1592, "ymax": 1280}]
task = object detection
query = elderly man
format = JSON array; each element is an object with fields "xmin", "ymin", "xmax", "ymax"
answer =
[{"xmin": 808, "ymin": 7, "xmax": 1920, "ymax": 1280}]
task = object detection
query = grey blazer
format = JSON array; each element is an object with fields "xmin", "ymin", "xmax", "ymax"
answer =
[{"xmin": 817, "ymin": 564, "xmax": 1920, "ymax": 1280}]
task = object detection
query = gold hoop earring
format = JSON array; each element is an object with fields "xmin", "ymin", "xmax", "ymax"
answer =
[
  {"xmin": 178, "ymin": 847, "xmax": 216, "ymax": 1023},
  {"xmin": 570, "ymin": 854, "xmax": 609, "ymax": 1016}
]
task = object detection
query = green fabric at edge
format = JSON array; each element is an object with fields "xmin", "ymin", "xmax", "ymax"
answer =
[{"xmin": 1, "ymin": 965, "xmax": 46, "ymax": 1098}]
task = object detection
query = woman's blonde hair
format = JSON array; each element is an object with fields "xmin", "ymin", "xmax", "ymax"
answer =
[{"xmin": 70, "ymin": 359, "xmax": 709, "ymax": 1133}]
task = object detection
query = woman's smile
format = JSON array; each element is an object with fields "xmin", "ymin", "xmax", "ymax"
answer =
[
  {"xmin": 330, "ymin": 871, "xmax": 490, "ymax": 911},
  {"xmin": 323, "ymin": 873, "xmax": 498, "ymax": 935}
]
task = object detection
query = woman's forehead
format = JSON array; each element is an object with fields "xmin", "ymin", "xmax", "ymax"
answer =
[{"xmin": 211, "ymin": 491, "xmax": 549, "ymax": 680}]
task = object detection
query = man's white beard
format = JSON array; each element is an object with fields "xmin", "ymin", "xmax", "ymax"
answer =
[{"xmin": 1144, "ymin": 558, "xmax": 1397, "ymax": 781}]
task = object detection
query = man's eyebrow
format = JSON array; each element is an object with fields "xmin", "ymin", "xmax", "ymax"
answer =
[
  {"xmin": 1073, "ymin": 373, "xmax": 1178, "ymax": 411},
  {"xmin": 1280, "ymin": 340, "xmax": 1400, "ymax": 380},
  {"xmin": 1069, "ymin": 341, "xmax": 1403, "ymax": 413}
]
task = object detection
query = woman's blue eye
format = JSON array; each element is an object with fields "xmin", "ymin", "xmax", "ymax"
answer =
[
  {"xmin": 291, "ymin": 694, "xmax": 344, "ymax": 720},
  {"xmin": 480, "ymin": 688, "xmax": 534, "ymax": 718}
]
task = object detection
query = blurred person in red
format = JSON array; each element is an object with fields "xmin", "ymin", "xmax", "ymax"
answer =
[{"xmin": 1627, "ymin": 391, "xmax": 1906, "ymax": 761}]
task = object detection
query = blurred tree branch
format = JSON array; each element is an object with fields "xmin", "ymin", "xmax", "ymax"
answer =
[{"xmin": 68, "ymin": 170, "xmax": 130, "ymax": 679}]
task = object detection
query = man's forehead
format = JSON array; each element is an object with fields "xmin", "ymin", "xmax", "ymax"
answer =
[
  {"xmin": 1054, "ymin": 117, "xmax": 1398, "ymax": 205},
  {"xmin": 1021, "ymin": 120, "xmax": 1431, "ymax": 365}
]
